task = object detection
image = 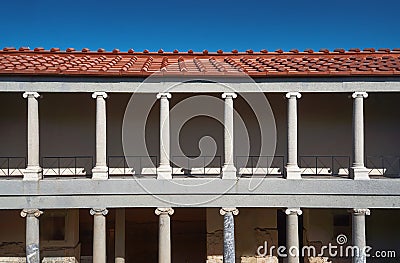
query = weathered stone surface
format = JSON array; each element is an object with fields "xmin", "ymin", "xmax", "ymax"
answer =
[
  {"xmin": 42, "ymin": 257, "xmax": 78, "ymax": 263},
  {"xmin": 306, "ymin": 257, "xmax": 332, "ymax": 263},
  {"xmin": 0, "ymin": 257, "xmax": 78, "ymax": 263},
  {"xmin": 0, "ymin": 257, "xmax": 26, "ymax": 263},
  {"xmin": 206, "ymin": 255, "xmax": 223, "ymax": 263},
  {"xmin": 207, "ymin": 230, "xmax": 223, "ymax": 256},
  {"xmin": 240, "ymin": 256, "xmax": 278, "ymax": 263}
]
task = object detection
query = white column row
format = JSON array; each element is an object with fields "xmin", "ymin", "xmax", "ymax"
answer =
[{"xmin": 21, "ymin": 91, "xmax": 369, "ymax": 180}]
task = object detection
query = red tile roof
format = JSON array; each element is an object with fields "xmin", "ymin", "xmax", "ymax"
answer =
[{"xmin": 1, "ymin": 47, "xmax": 400, "ymax": 77}]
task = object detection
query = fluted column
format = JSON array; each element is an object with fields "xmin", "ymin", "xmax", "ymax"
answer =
[
  {"xmin": 222, "ymin": 93, "xmax": 237, "ymax": 179},
  {"xmin": 351, "ymin": 208, "xmax": 370, "ymax": 263},
  {"xmin": 21, "ymin": 209, "xmax": 43, "ymax": 263},
  {"xmin": 92, "ymin": 92, "xmax": 109, "ymax": 179},
  {"xmin": 157, "ymin": 93, "xmax": 172, "ymax": 179},
  {"xmin": 90, "ymin": 208, "xmax": 108, "ymax": 263},
  {"xmin": 351, "ymin": 92, "xmax": 369, "ymax": 180},
  {"xmin": 285, "ymin": 92, "xmax": 302, "ymax": 179},
  {"xmin": 220, "ymin": 207, "xmax": 239, "ymax": 263},
  {"xmin": 285, "ymin": 208, "xmax": 302, "ymax": 263},
  {"xmin": 23, "ymin": 92, "xmax": 42, "ymax": 180},
  {"xmin": 155, "ymin": 208, "xmax": 174, "ymax": 263},
  {"xmin": 115, "ymin": 208, "xmax": 125, "ymax": 263}
]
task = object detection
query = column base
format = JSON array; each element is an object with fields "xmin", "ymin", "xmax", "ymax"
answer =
[
  {"xmin": 285, "ymin": 165, "xmax": 302, "ymax": 179},
  {"xmin": 350, "ymin": 166, "xmax": 370, "ymax": 180},
  {"xmin": 222, "ymin": 165, "xmax": 237, "ymax": 179},
  {"xmin": 23, "ymin": 166, "xmax": 43, "ymax": 181},
  {"xmin": 157, "ymin": 165, "xmax": 172, "ymax": 179},
  {"xmin": 92, "ymin": 166, "xmax": 109, "ymax": 180}
]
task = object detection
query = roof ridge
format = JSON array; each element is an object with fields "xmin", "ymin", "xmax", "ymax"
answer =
[{"xmin": 2, "ymin": 47, "xmax": 400, "ymax": 55}]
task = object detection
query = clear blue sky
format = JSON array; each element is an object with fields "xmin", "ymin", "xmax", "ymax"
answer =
[{"xmin": 1, "ymin": 0, "xmax": 399, "ymax": 52}]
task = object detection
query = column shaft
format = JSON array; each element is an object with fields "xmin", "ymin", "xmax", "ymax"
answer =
[
  {"xmin": 157, "ymin": 93, "xmax": 172, "ymax": 179},
  {"xmin": 155, "ymin": 208, "xmax": 174, "ymax": 263},
  {"xmin": 222, "ymin": 93, "xmax": 237, "ymax": 179},
  {"xmin": 92, "ymin": 92, "xmax": 108, "ymax": 179},
  {"xmin": 91, "ymin": 208, "xmax": 108, "ymax": 263},
  {"xmin": 21, "ymin": 209, "xmax": 43, "ymax": 263},
  {"xmin": 115, "ymin": 208, "xmax": 126, "ymax": 263},
  {"xmin": 285, "ymin": 208, "xmax": 302, "ymax": 263},
  {"xmin": 351, "ymin": 92, "xmax": 369, "ymax": 179},
  {"xmin": 23, "ymin": 92, "xmax": 42, "ymax": 180},
  {"xmin": 351, "ymin": 209, "xmax": 370, "ymax": 263},
  {"xmin": 285, "ymin": 92, "xmax": 301, "ymax": 179},
  {"xmin": 220, "ymin": 208, "xmax": 239, "ymax": 263}
]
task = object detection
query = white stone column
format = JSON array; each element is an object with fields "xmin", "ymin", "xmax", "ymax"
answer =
[
  {"xmin": 220, "ymin": 207, "xmax": 239, "ymax": 263},
  {"xmin": 23, "ymin": 92, "xmax": 42, "ymax": 181},
  {"xmin": 285, "ymin": 92, "xmax": 302, "ymax": 179},
  {"xmin": 21, "ymin": 209, "xmax": 43, "ymax": 263},
  {"xmin": 351, "ymin": 92, "xmax": 369, "ymax": 180},
  {"xmin": 222, "ymin": 93, "xmax": 237, "ymax": 179},
  {"xmin": 285, "ymin": 208, "xmax": 302, "ymax": 263},
  {"xmin": 92, "ymin": 92, "xmax": 109, "ymax": 179},
  {"xmin": 351, "ymin": 208, "xmax": 370, "ymax": 263},
  {"xmin": 155, "ymin": 208, "xmax": 174, "ymax": 263},
  {"xmin": 115, "ymin": 208, "xmax": 125, "ymax": 263},
  {"xmin": 90, "ymin": 208, "xmax": 108, "ymax": 263},
  {"xmin": 156, "ymin": 93, "xmax": 172, "ymax": 179}
]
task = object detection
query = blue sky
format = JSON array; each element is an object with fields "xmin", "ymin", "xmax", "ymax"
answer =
[{"xmin": 1, "ymin": 0, "xmax": 399, "ymax": 52}]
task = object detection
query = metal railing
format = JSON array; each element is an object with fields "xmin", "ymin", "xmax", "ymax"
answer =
[
  {"xmin": 299, "ymin": 155, "xmax": 350, "ymax": 176},
  {"xmin": 366, "ymin": 156, "xmax": 400, "ymax": 177},
  {"xmin": 171, "ymin": 156, "xmax": 222, "ymax": 176},
  {"xmin": 0, "ymin": 157, "xmax": 26, "ymax": 177},
  {"xmin": 236, "ymin": 155, "xmax": 285, "ymax": 177},
  {"xmin": 108, "ymin": 156, "xmax": 158, "ymax": 176},
  {"xmin": 41, "ymin": 156, "xmax": 93, "ymax": 177}
]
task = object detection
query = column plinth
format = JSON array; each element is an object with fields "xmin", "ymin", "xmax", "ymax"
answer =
[
  {"xmin": 285, "ymin": 92, "xmax": 302, "ymax": 179},
  {"xmin": 23, "ymin": 92, "xmax": 42, "ymax": 181},
  {"xmin": 90, "ymin": 208, "xmax": 108, "ymax": 263},
  {"xmin": 350, "ymin": 92, "xmax": 369, "ymax": 180},
  {"xmin": 157, "ymin": 93, "xmax": 172, "ymax": 179},
  {"xmin": 350, "ymin": 208, "xmax": 370, "ymax": 263},
  {"xmin": 155, "ymin": 208, "xmax": 174, "ymax": 263},
  {"xmin": 222, "ymin": 93, "xmax": 237, "ymax": 179},
  {"xmin": 220, "ymin": 207, "xmax": 239, "ymax": 263},
  {"xmin": 21, "ymin": 209, "xmax": 43, "ymax": 263},
  {"xmin": 92, "ymin": 92, "xmax": 109, "ymax": 180},
  {"xmin": 285, "ymin": 208, "xmax": 302, "ymax": 263}
]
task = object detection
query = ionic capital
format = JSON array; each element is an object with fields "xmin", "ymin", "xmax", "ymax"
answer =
[
  {"xmin": 350, "ymin": 208, "xmax": 370, "ymax": 216},
  {"xmin": 92, "ymin": 92, "xmax": 108, "ymax": 99},
  {"xmin": 285, "ymin": 208, "xmax": 303, "ymax": 216},
  {"xmin": 219, "ymin": 207, "xmax": 239, "ymax": 216},
  {"xmin": 22, "ymin": 92, "xmax": 40, "ymax": 99},
  {"xmin": 90, "ymin": 208, "xmax": 109, "ymax": 216},
  {"xmin": 156, "ymin": 92, "xmax": 172, "ymax": 99},
  {"xmin": 352, "ymin": 92, "xmax": 368, "ymax": 99},
  {"xmin": 222, "ymin": 92, "xmax": 237, "ymax": 99},
  {"xmin": 155, "ymin": 207, "xmax": 174, "ymax": 216},
  {"xmin": 20, "ymin": 209, "xmax": 43, "ymax": 218},
  {"xmin": 285, "ymin": 92, "xmax": 302, "ymax": 99}
]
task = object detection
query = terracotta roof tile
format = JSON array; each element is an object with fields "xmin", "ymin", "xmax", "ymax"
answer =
[{"xmin": 0, "ymin": 47, "xmax": 400, "ymax": 77}]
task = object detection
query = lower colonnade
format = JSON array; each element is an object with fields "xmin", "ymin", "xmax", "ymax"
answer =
[{"xmin": 16, "ymin": 207, "xmax": 371, "ymax": 263}]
